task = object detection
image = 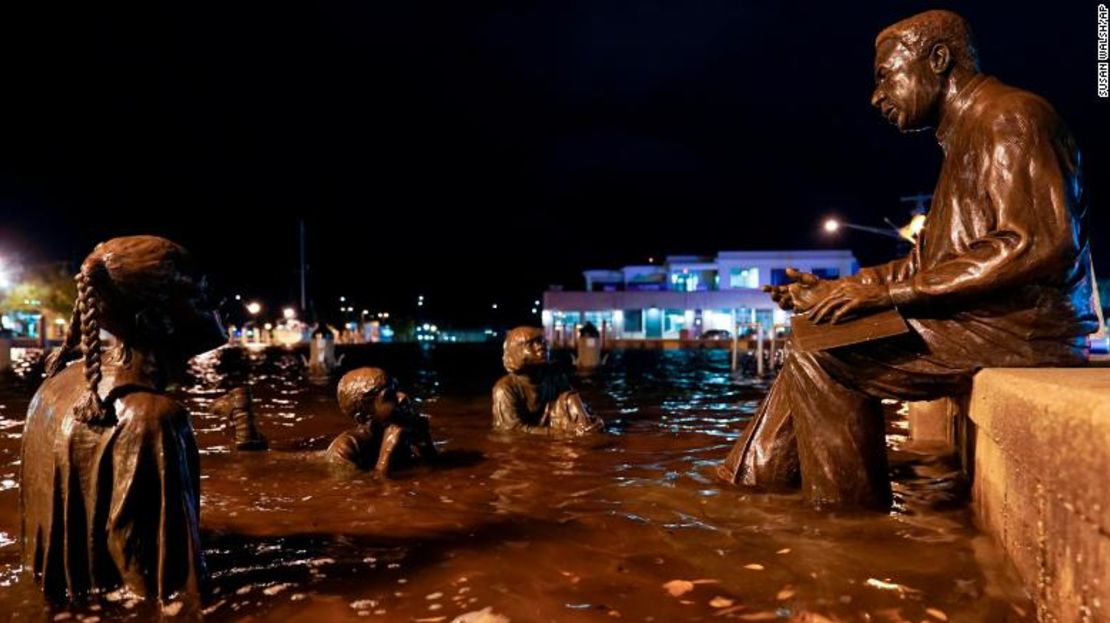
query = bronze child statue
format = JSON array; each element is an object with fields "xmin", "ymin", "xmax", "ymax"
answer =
[
  {"xmin": 492, "ymin": 326, "xmax": 604, "ymax": 435},
  {"xmin": 325, "ymin": 367, "xmax": 437, "ymax": 474},
  {"xmin": 718, "ymin": 10, "xmax": 1098, "ymax": 508},
  {"xmin": 20, "ymin": 236, "xmax": 226, "ymax": 601},
  {"xmin": 209, "ymin": 386, "xmax": 268, "ymax": 450}
]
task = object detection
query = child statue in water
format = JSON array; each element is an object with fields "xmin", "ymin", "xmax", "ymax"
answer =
[
  {"xmin": 325, "ymin": 367, "xmax": 437, "ymax": 474},
  {"xmin": 20, "ymin": 236, "xmax": 225, "ymax": 602},
  {"xmin": 491, "ymin": 326, "xmax": 604, "ymax": 435}
]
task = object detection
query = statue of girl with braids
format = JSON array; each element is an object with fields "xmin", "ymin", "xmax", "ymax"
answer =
[{"xmin": 20, "ymin": 236, "xmax": 226, "ymax": 604}]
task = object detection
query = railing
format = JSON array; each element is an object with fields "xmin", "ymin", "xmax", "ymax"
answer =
[{"xmin": 731, "ymin": 322, "xmax": 788, "ymax": 376}]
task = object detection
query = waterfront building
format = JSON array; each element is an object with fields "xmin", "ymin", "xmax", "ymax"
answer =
[{"xmin": 543, "ymin": 250, "xmax": 859, "ymax": 344}]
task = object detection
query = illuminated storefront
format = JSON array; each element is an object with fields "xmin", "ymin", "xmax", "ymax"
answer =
[{"xmin": 545, "ymin": 250, "xmax": 859, "ymax": 342}]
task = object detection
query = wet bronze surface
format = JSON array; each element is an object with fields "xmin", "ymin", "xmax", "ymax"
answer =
[
  {"xmin": 723, "ymin": 10, "xmax": 1096, "ymax": 508},
  {"xmin": 2, "ymin": 345, "xmax": 1032, "ymax": 621}
]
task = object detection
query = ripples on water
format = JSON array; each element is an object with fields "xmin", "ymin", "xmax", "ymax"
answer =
[{"xmin": 0, "ymin": 344, "xmax": 1030, "ymax": 621}]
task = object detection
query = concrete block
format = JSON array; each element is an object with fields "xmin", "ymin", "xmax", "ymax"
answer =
[
  {"xmin": 968, "ymin": 367, "xmax": 1110, "ymax": 623},
  {"xmin": 971, "ymin": 369, "xmax": 1110, "ymax": 534}
]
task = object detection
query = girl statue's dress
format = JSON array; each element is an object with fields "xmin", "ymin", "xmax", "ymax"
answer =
[
  {"xmin": 21, "ymin": 349, "xmax": 204, "ymax": 600},
  {"xmin": 19, "ymin": 235, "xmax": 224, "ymax": 602}
]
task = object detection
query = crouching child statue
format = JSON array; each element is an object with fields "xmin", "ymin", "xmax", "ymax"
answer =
[{"xmin": 325, "ymin": 367, "xmax": 437, "ymax": 474}]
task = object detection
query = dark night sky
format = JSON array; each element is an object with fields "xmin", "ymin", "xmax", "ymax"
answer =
[{"xmin": 0, "ymin": 1, "xmax": 1106, "ymax": 327}]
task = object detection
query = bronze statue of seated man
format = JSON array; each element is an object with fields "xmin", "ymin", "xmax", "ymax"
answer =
[
  {"xmin": 209, "ymin": 386, "xmax": 268, "ymax": 451},
  {"xmin": 492, "ymin": 326, "xmax": 604, "ymax": 435},
  {"xmin": 718, "ymin": 10, "xmax": 1098, "ymax": 509},
  {"xmin": 325, "ymin": 367, "xmax": 437, "ymax": 474}
]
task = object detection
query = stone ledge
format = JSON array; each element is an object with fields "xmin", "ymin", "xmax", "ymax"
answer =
[{"xmin": 969, "ymin": 368, "xmax": 1110, "ymax": 623}]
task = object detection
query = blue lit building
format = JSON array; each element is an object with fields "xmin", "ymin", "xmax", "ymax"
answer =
[{"xmin": 543, "ymin": 250, "xmax": 859, "ymax": 344}]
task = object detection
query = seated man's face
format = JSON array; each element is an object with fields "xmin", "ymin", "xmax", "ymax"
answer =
[{"xmin": 871, "ymin": 38, "xmax": 943, "ymax": 132}]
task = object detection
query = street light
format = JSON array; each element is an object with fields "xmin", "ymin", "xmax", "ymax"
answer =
[
  {"xmin": 283, "ymin": 307, "xmax": 296, "ymax": 320},
  {"xmin": 899, "ymin": 213, "xmax": 927, "ymax": 240},
  {"xmin": 821, "ymin": 217, "xmax": 904, "ymax": 240},
  {"xmin": 246, "ymin": 301, "xmax": 262, "ymax": 315},
  {"xmin": 0, "ymin": 258, "xmax": 11, "ymax": 290}
]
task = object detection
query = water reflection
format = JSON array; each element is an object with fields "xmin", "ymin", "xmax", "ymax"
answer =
[{"xmin": 0, "ymin": 345, "xmax": 1030, "ymax": 621}]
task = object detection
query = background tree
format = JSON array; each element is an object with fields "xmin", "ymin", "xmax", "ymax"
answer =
[{"xmin": 1, "ymin": 264, "xmax": 76, "ymax": 318}]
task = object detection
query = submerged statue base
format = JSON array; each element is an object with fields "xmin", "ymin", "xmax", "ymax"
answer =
[{"xmin": 210, "ymin": 387, "xmax": 268, "ymax": 450}]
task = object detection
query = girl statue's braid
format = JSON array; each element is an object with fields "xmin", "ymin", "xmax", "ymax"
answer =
[
  {"xmin": 43, "ymin": 294, "xmax": 82, "ymax": 378},
  {"xmin": 73, "ymin": 269, "xmax": 109, "ymax": 424}
]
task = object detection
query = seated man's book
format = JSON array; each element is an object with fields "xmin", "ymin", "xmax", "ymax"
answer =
[{"xmin": 790, "ymin": 308, "xmax": 909, "ymax": 352}]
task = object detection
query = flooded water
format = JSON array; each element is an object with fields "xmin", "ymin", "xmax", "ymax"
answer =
[{"xmin": 0, "ymin": 344, "xmax": 1030, "ymax": 622}]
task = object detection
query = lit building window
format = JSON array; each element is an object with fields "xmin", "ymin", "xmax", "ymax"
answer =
[
  {"xmin": 729, "ymin": 267, "xmax": 760, "ymax": 288},
  {"xmin": 664, "ymin": 308, "xmax": 687, "ymax": 335},
  {"xmin": 671, "ymin": 271, "xmax": 714, "ymax": 292},
  {"xmin": 623, "ymin": 309, "xmax": 643, "ymax": 332}
]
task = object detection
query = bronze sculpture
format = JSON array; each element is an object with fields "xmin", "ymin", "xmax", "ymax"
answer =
[
  {"xmin": 20, "ymin": 236, "xmax": 225, "ymax": 600},
  {"xmin": 209, "ymin": 386, "xmax": 268, "ymax": 450},
  {"xmin": 718, "ymin": 10, "xmax": 1098, "ymax": 508},
  {"xmin": 325, "ymin": 367, "xmax": 437, "ymax": 474},
  {"xmin": 492, "ymin": 326, "xmax": 604, "ymax": 435}
]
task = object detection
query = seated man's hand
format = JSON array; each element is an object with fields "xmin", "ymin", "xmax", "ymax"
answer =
[
  {"xmin": 807, "ymin": 281, "xmax": 893, "ymax": 324},
  {"xmin": 763, "ymin": 283, "xmax": 794, "ymax": 310},
  {"xmin": 764, "ymin": 267, "xmax": 829, "ymax": 312}
]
